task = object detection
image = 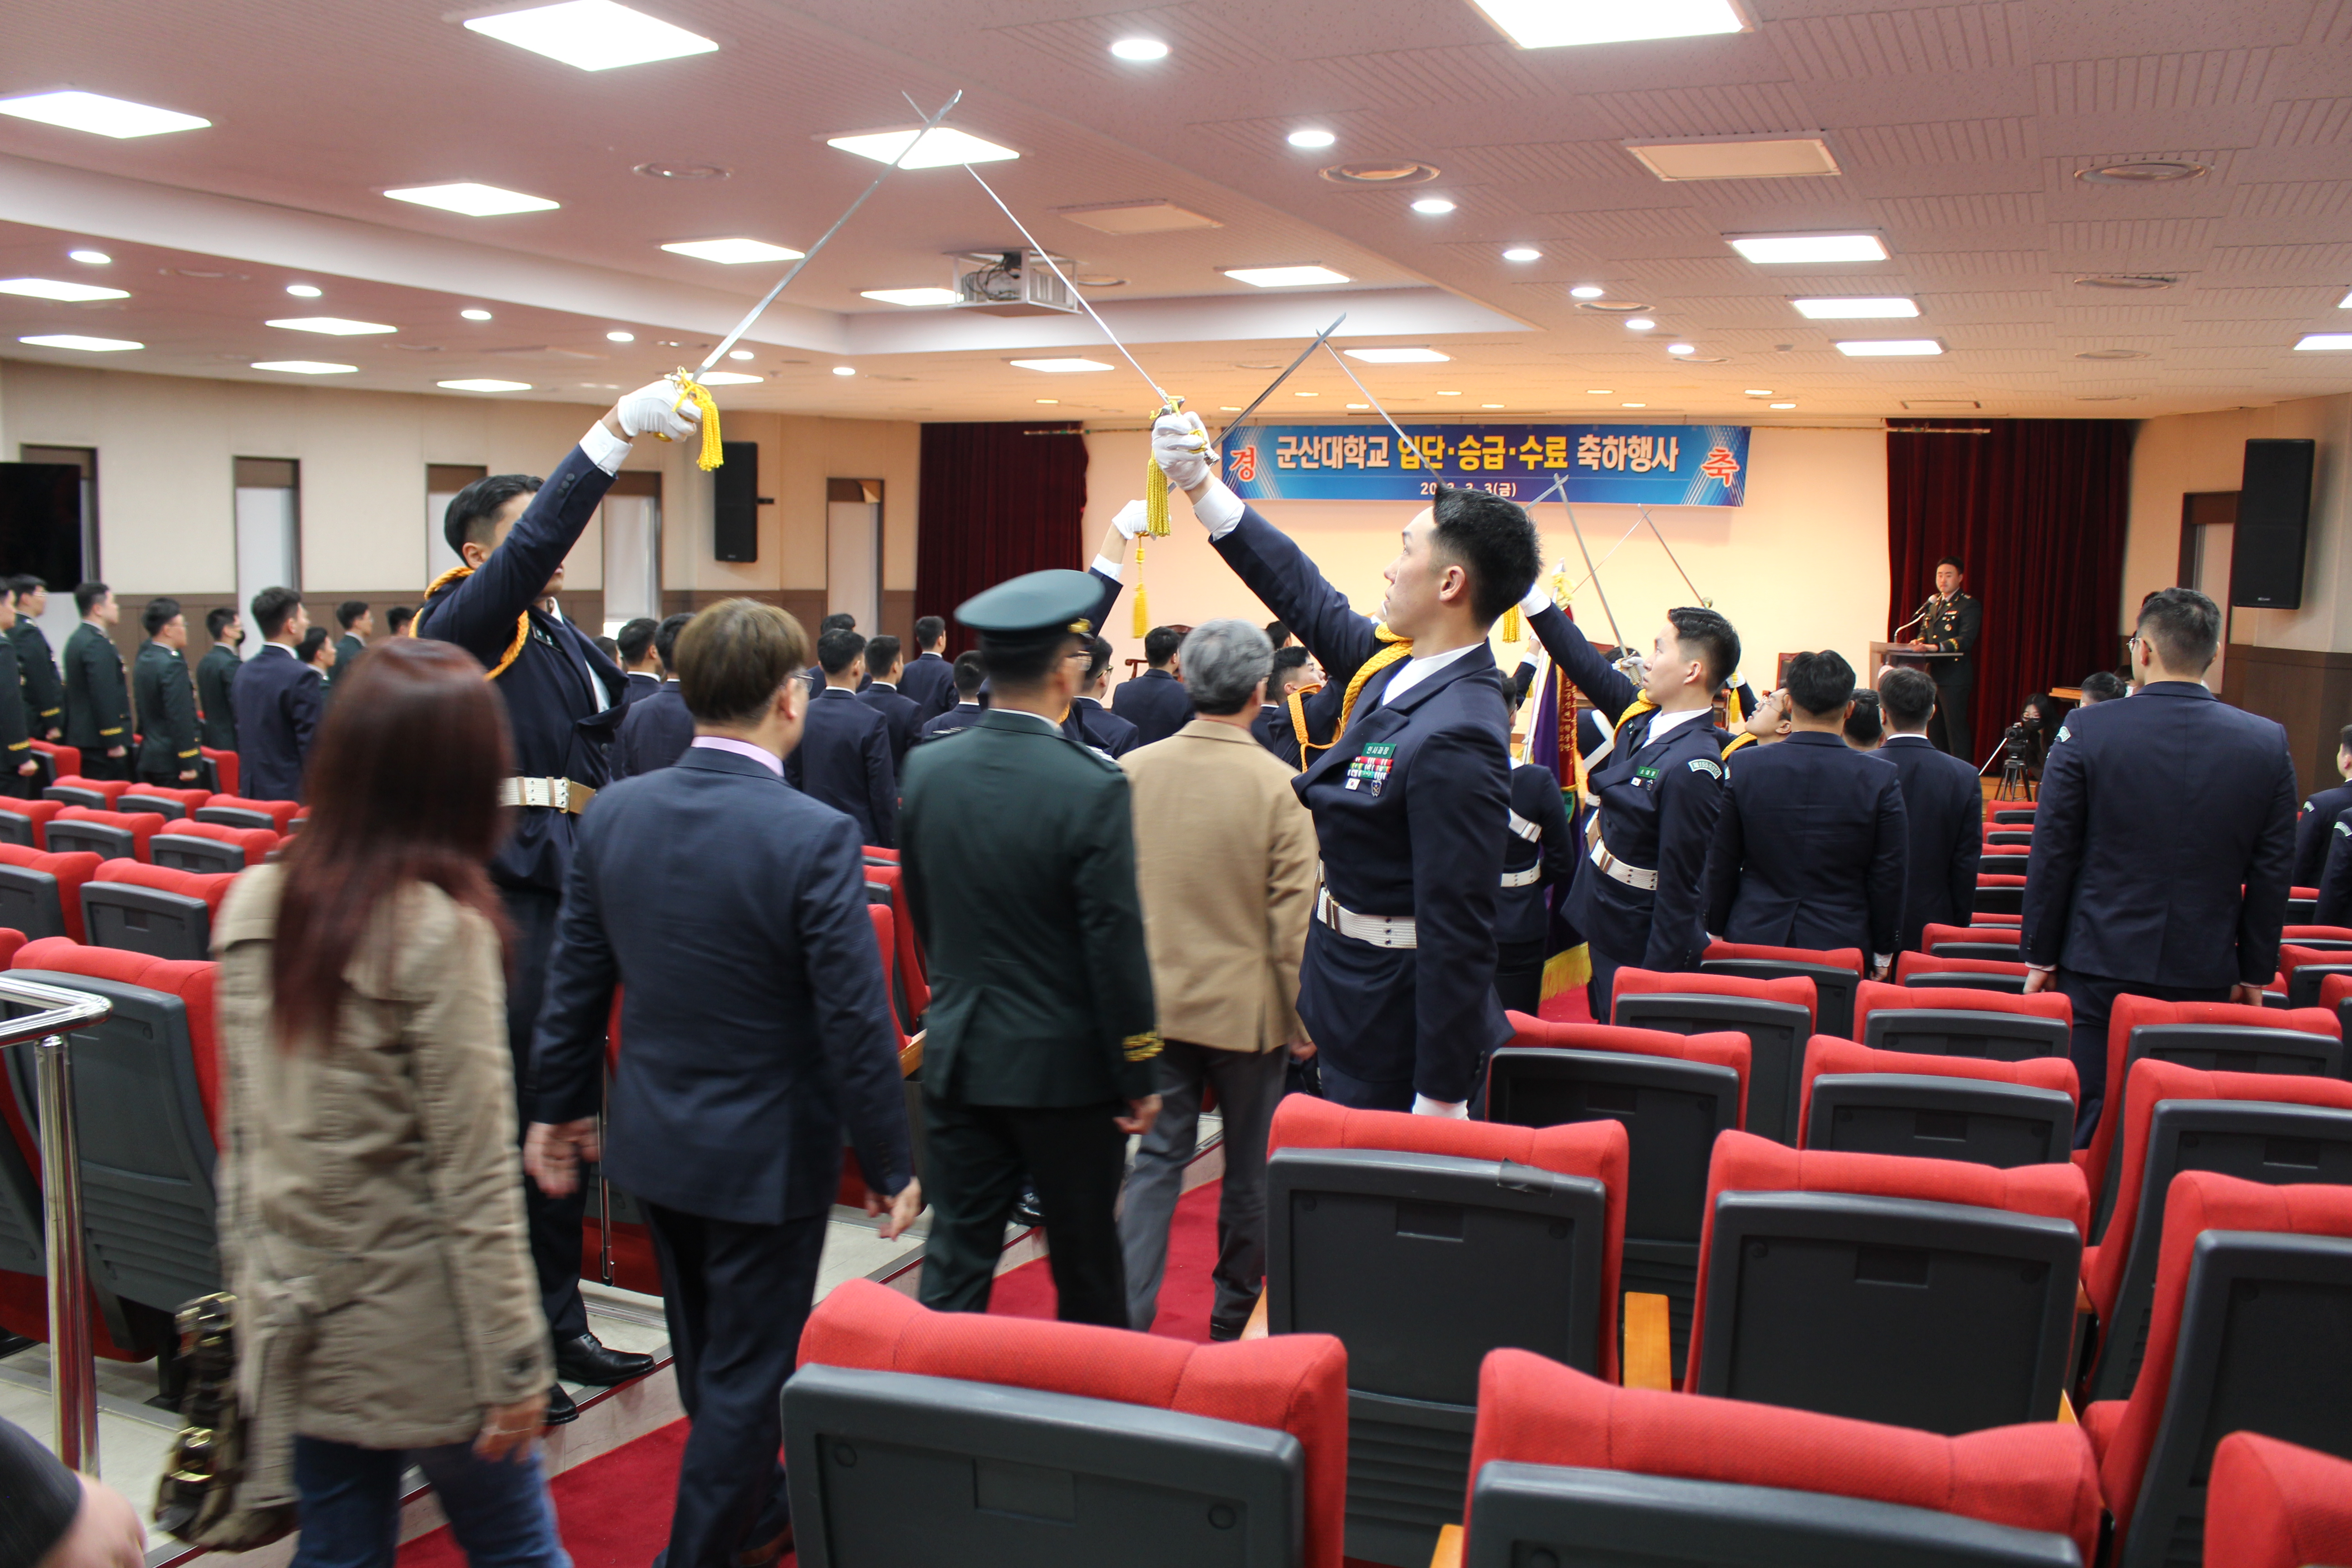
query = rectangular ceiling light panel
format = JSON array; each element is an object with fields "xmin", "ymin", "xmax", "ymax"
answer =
[
  {"xmin": 1224, "ymin": 265, "xmax": 1350, "ymax": 288},
  {"xmin": 18, "ymin": 333, "xmax": 142, "ymax": 351},
  {"xmin": 0, "ymin": 277, "xmax": 129, "ymax": 302},
  {"xmin": 1343, "ymin": 347, "xmax": 1451, "ymax": 363},
  {"xmin": 384, "ymin": 182, "xmax": 560, "ymax": 216},
  {"xmin": 1730, "ymin": 233, "xmax": 1887, "ymax": 264},
  {"xmin": 1009, "ymin": 358, "xmax": 1113, "ymax": 372},
  {"xmin": 1470, "ymin": 0, "xmax": 1747, "ymax": 49},
  {"xmin": 251, "ymin": 360, "xmax": 357, "ymax": 373},
  {"xmin": 1836, "ymin": 338, "xmax": 1944, "ymax": 357},
  {"xmin": 661, "ymin": 238, "xmax": 803, "ymax": 264},
  {"xmin": 1626, "ymin": 136, "xmax": 1838, "ymax": 181},
  {"xmin": 826, "ymin": 128, "xmax": 1019, "ymax": 168},
  {"xmin": 1792, "ymin": 297, "xmax": 1918, "ymax": 318},
  {"xmin": 861, "ymin": 288, "xmax": 961, "ymax": 307},
  {"xmin": 1056, "ymin": 200, "xmax": 1222, "ymax": 235},
  {"xmin": 2295, "ymin": 333, "xmax": 2352, "ymax": 351},
  {"xmin": 462, "ymin": 1, "xmax": 718, "ymax": 71},
  {"xmin": 0, "ymin": 90, "xmax": 209, "ymax": 137},
  {"xmin": 266, "ymin": 316, "xmax": 397, "ymax": 336}
]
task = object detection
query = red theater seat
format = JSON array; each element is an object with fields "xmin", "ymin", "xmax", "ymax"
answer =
[
  {"xmin": 798, "ymin": 1278, "xmax": 1350, "ymax": 1568},
  {"xmin": 2205, "ymin": 1433, "xmax": 2352, "ymax": 1568},
  {"xmin": 44, "ymin": 776, "xmax": 132, "ymax": 811},
  {"xmin": 194, "ymin": 796, "xmax": 302, "ymax": 834},
  {"xmin": 1852, "ymin": 978, "xmax": 2072, "ymax": 1063},
  {"xmin": 199, "ymin": 747, "xmax": 237, "ymax": 796},
  {"xmin": 1896, "ymin": 950, "xmax": 2032, "ymax": 994},
  {"xmin": 0, "ymin": 844, "xmax": 100, "ymax": 943},
  {"xmin": 0, "ymin": 798, "xmax": 63, "ymax": 850},
  {"xmin": 1798, "ymin": 1036, "xmax": 2078, "ymax": 1149},
  {"xmin": 1609, "ymin": 968, "xmax": 1816, "ymax": 1144},
  {"xmin": 117, "ymin": 786, "xmax": 209, "ymax": 820},
  {"xmin": 864, "ymin": 904, "xmax": 907, "ymax": 1054},
  {"xmin": 84, "ymin": 862, "xmax": 235, "ymax": 960},
  {"xmin": 2278, "ymin": 942, "xmax": 2352, "ymax": 1009},
  {"xmin": 862, "ymin": 862, "xmax": 926, "ymax": 1032},
  {"xmin": 150, "ymin": 818, "xmax": 278, "ymax": 874},
  {"xmin": 1974, "ymin": 871, "xmax": 2027, "ymax": 916},
  {"xmin": 1460, "ymin": 1352, "xmax": 2104, "ymax": 1568},
  {"xmin": 45, "ymin": 806, "xmax": 165, "ymax": 862},
  {"xmin": 1701, "ymin": 940, "xmax": 1862, "ymax": 1039}
]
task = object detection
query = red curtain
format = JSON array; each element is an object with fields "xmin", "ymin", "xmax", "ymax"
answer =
[
  {"xmin": 1885, "ymin": 418, "xmax": 2135, "ymax": 749},
  {"xmin": 915, "ymin": 421, "xmax": 1089, "ymax": 655}
]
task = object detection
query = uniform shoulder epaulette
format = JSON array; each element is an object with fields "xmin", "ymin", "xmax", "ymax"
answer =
[{"xmin": 1059, "ymin": 731, "xmax": 1123, "ymax": 772}]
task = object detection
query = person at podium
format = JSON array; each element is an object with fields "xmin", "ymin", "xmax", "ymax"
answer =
[{"xmin": 1910, "ymin": 555, "xmax": 1981, "ymax": 759}]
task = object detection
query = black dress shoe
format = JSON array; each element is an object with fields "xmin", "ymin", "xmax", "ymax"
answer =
[
  {"xmin": 554, "ymin": 1333, "xmax": 655, "ymax": 1386},
  {"xmin": 1011, "ymin": 1186, "xmax": 1044, "ymax": 1229},
  {"xmin": 544, "ymin": 1384, "xmax": 578, "ymax": 1426}
]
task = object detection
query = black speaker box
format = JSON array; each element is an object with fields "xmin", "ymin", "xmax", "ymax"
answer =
[
  {"xmin": 713, "ymin": 440, "xmax": 760, "ymax": 562},
  {"xmin": 2232, "ymin": 438, "xmax": 2314, "ymax": 609}
]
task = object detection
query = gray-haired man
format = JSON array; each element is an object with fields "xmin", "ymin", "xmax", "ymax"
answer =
[{"xmin": 1114, "ymin": 619, "xmax": 1318, "ymax": 1338}]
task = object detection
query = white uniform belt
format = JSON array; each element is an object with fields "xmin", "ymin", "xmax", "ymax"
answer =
[
  {"xmin": 1315, "ymin": 886, "xmax": 1417, "ymax": 950},
  {"xmin": 499, "ymin": 776, "xmax": 596, "ymax": 814},
  {"xmin": 1508, "ymin": 808, "xmax": 1542, "ymax": 842},
  {"xmin": 1588, "ymin": 835, "xmax": 1659, "ymax": 892},
  {"xmin": 1500, "ymin": 864, "xmax": 1541, "ymax": 888}
]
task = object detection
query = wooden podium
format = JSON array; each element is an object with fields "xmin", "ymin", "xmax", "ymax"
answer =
[{"xmin": 1870, "ymin": 641, "xmax": 1965, "ymax": 675}]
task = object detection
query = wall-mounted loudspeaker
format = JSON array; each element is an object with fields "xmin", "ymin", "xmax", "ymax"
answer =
[
  {"xmin": 2231, "ymin": 438, "xmax": 2314, "ymax": 609},
  {"xmin": 713, "ymin": 441, "xmax": 760, "ymax": 563}
]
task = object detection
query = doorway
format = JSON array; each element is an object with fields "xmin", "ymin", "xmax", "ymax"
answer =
[
  {"xmin": 827, "ymin": 478, "xmax": 882, "ymax": 635},
  {"xmin": 235, "ymin": 458, "xmax": 300, "ymax": 655},
  {"xmin": 602, "ymin": 471, "xmax": 662, "ymax": 637},
  {"xmin": 2180, "ymin": 490, "xmax": 2236, "ymax": 691},
  {"xmin": 17, "ymin": 444, "xmax": 97, "ymax": 654}
]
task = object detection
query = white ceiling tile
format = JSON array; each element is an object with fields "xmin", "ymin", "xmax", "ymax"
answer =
[{"xmin": 1765, "ymin": 3, "xmax": 2031, "ymax": 80}]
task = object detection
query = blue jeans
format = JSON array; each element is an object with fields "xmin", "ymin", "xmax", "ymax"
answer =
[{"xmin": 290, "ymin": 1434, "xmax": 570, "ymax": 1568}]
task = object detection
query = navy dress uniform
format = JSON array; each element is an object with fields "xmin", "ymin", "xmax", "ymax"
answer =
[
  {"xmin": 1496, "ymin": 761, "xmax": 1575, "ymax": 1015},
  {"xmin": 1111, "ymin": 666, "xmax": 1194, "ymax": 747},
  {"xmin": 898, "ymin": 647, "xmax": 957, "ymax": 720},
  {"xmin": 2315, "ymin": 805, "xmax": 2352, "ymax": 928},
  {"xmin": 1250, "ymin": 700, "xmax": 1299, "ymax": 768},
  {"xmin": 63, "ymin": 621, "xmax": 130, "ymax": 781},
  {"xmin": 2020, "ymin": 681, "xmax": 2298, "ymax": 1141},
  {"xmin": 784, "ymin": 688, "xmax": 896, "ymax": 846},
  {"xmin": 899, "ymin": 570, "xmax": 1158, "ymax": 1327},
  {"xmin": 132, "ymin": 640, "xmax": 201, "ymax": 787},
  {"xmin": 1524, "ymin": 602, "xmax": 1729, "ymax": 1017},
  {"xmin": 917, "ymin": 701, "xmax": 984, "ymax": 742},
  {"xmin": 1703, "ymin": 732, "xmax": 1909, "ymax": 961},
  {"xmin": 1918, "ymin": 591, "xmax": 1982, "ymax": 759},
  {"xmin": 1879, "ymin": 731, "xmax": 1985, "ymax": 950},
  {"xmin": 2293, "ymin": 778, "xmax": 2352, "ymax": 888},
  {"xmin": 858, "ymin": 680, "xmax": 923, "ymax": 772},
  {"xmin": 1207, "ymin": 506, "xmax": 1514, "ymax": 1109},
  {"xmin": 1063, "ymin": 693, "xmax": 1139, "ymax": 758},
  {"xmin": 414, "ymin": 441, "xmax": 642, "ymax": 1382},
  {"xmin": 231, "ymin": 643, "xmax": 323, "ymax": 802},
  {"xmin": 611, "ymin": 681, "xmax": 694, "ymax": 779}
]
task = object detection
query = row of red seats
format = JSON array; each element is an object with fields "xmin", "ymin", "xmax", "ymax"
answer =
[{"xmin": 22, "ymin": 739, "xmax": 240, "ymax": 800}]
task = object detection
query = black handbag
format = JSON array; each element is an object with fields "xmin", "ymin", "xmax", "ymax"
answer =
[{"xmin": 153, "ymin": 1293, "xmax": 298, "ymax": 1550}]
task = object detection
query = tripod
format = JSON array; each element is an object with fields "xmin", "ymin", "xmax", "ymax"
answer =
[{"xmin": 1994, "ymin": 752, "xmax": 2034, "ymax": 801}]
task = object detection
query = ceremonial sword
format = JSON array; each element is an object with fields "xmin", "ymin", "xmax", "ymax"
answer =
[
  {"xmin": 1530, "ymin": 473, "xmax": 1627, "ymax": 654},
  {"xmin": 1215, "ymin": 312, "xmax": 1346, "ymax": 456}
]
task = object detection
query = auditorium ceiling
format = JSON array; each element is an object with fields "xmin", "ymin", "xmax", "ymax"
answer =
[{"xmin": 1, "ymin": 0, "xmax": 2348, "ymax": 423}]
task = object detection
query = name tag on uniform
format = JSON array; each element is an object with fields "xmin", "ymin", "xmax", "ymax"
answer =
[
  {"xmin": 1344, "ymin": 742, "xmax": 1396, "ymax": 796},
  {"xmin": 1633, "ymin": 764, "xmax": 1660, "ymax": 789}
]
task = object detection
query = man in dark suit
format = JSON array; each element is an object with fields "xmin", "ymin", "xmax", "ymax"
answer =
[
  {"xmin": 1158, "ymin": 412, "xmax": 1541, "ymax": 1112},
  {"xmin": 611, "ymin": 612, "xmax": 694, "ymax": 778},
  {"xmin": 1876, "ymin": 666, "xmax": 1984, "ymax": 951},
  {"xmin": 901, "ymin": 570, "xmax": 1159, "ymax": 1325},
  {"xmin": 527, "ymin": 598, "xmax": 917, "ymax": 1568},
  {"xmin": 1251, "ymin": 645, "xmax": 1312, "ymax": 768},
  {"xmin": 231, "ymin": 587, "xmax": 323, "ymax": 802},
  {"xmin": 1111, "ymin": 625, "xmax": 1195, "ymax": 746},
  {"xmin": 416, "ymin": 378, "xmax": 696, "ymax": 1419},
  {"xmin": 331, "ymin": 601, "xmax": 372, "ymax": 686},
  {"xmin": 1705, "ymin": 650, "xmax": 1908, "ymax": 972},
  {"xmin": 131, "ymin": 598, "xmax": 200, "ymax": 788},
  {"xmin": 1063, "ymin": 635, "xmax": 1139, "ymax": 758},
  {"xmin": 803, "ymin": 612, "xmax": 855, "ymax": 694},
  {"xmin": 786, "ymin": 628, "xmax": 896, "ymax": 845},
  {"xmin": 62, "ymin": 582, "xmax": 128, "ymax": 781},
  {"xmin": 2293, "ymin": 725, "xmax": 2352, "ymax": 887},
  {"xmin": 899, "ymin": 615, "xmax": 957, "ymax": 720},
  {"xmin": 1910, "ymin": 555, "xmax": 1983, "ymax": 760},
  {"xmin": 857, "ymin": 634, "xmax": 922, "ymax": 771},
  {"xmin": 2314, "ymin": 804, "xmax": 2352, "ymax": 928},
  {"xmin": 1495, "ymin": 759, "xmax": 1575, "ymax": 1016},
  {"xmin": 2023, "ymin": 588, "xmax": 2298, "ymax": 1142},
  {"xmin": 613, "ymin": 615, "xmax": 662, "ymax": 703},
  {"xmin": 8, "ymin": 576, "xmax": 63, "ymax": 743},
  {"xmin": 916, "ymin": 653, "xmax": 987, "ymax": 742},
  {"xmin": 196, "ymin": 608, "xmax": 241, "ymax": 754},
  {"xmin": 0, "ymin": 593, "xmax": 39, "ymax": 797}
]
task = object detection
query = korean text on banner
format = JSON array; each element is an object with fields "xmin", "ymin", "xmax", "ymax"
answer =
[{"xmin": 1225, "ymin": 423, "xmax": 1750, "ymax": 507}]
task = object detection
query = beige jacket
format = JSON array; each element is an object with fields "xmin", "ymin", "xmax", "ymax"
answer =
[
  {"xmin": 214, "ymin": 864, "xmax": 550, "ymax": 1485},
  {"xmin": 1120, "ymin": 719, "xmax": 1318, "ymax": 1052}
]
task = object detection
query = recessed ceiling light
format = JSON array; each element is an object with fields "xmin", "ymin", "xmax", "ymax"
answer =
[
  {"xmin": 1769, "ymin": 402, "xmax": 1796, "ymax": 409},
  {"xmin": 1792, "ymin": 297, "xmax": 1917, "ymax": 318},
  {"xmin": 68, "ymin": 250, "xmax": 111, "ymax": 265},
  {"xmin": 1622, "ymin": 402, "xmax": 1646, "ymax": 408},
  {"xmin": 267, "ymin": 316, "xmax": 395, "ymax": 336},
  {"xmin": 1586, "ymin": 389, "xmax": 1613, "ymax": 395},
  {"xmin": 860, "ymin": 287, "xmax": 960, "ymax": 307},
  {"xmin": 284, "ymin": 283, "xmax": 322, "ymax": 298},
  {"xmin": 662, "ymin": 237, "xmax": 804, "ymax": 265},
  {"xmin": 0, "ymin": 277, "xmax": 128, "ymax": 302},
  {"xmin": 1319, "ymin": 160, "xmax": 1442, "ymax": 186},
  {"xmin": 1109, "ymin": 37, "xmax": 1167, "ymax": 59},
  {"xmin": 438, "ymin": 377, "xmax": 532, "ymax": 392},
  {"xmin": 728, "ymin": 348, "xmax": 753, "ymax": 359},
  {"xmin": 1411, "ymin": 197, "xmax": 1457, "ymax": 214},
  {"xmin": 1482, "ymin": 402, "xmax": 1506, "ymax": 408},
  {"xmin": 634, "ymin": 161, "xmax": 728, "ymax": 180},
  {"xmin": 697, "ymin": 371, "xmax": 761, "ymax": 385},
  {"xmin": 607, "ymin": 330, "xmax": 635, "ymax": 342},
  {"xmin": 2295, "ymin": 333, "xmax": 2352, "ymax": 351},
  {"xmin": 1744, "ymin": 388, "xmax": 1774, "ymax": 396},
  {"xmin": 1294, "ymin": 391, "xmax": 1318, "ymax": 397},
  {"xmin": 832, "ymin": 365, "xmax": 858, "ymax": 375},
  {"xmin": 1578, "ymin": 299, "xmax": 1650, "ymax": 314},
  {"xmin": 1224, "ymin": 265, "xmax": 1350, "ymax": 288},
  {"xmin": 0, "ymin": 90, "xmax": 208, "ymax": 138},
  {"xmin": 1219, "ymin": 406, "xmax": 1243, "ymax": 412},
  {"xmin": 2076, "ymin": 160, "xmax": 2207, "ymax": 185},
  {"xmin": 1347, "ymin": 402, "xmax": 1369, "ymax": 409},
  {"xmin": 1036, "ymin": 398, "xmax": 1060, "ymax": 404},
  {"xmin": 1287, "ymin": 128, "xmax": 1337, "ymax": 149},
  {"xmin": 1626, "ymin": 318, "xmax": 1656, "ymax": 331},
  {"xmin": 826, "ymin": 127, "xmax": 1018, "ymax": 168},
  {"xmin": 251, "ymin": 360, "xmax": 356, "ymax": 374},
  {"xmin": 461, "ymin": 308, "xmax": 493, "ymax": 321},
  {"xmin": 1729, "ymin": 233, "xmax": 1887, "ymax": 264},
  {"xmin": 1009, "ymin": 358, "xmax": 1113, "ymax": 372},
  {"xmin": 1666, "ymin": 343, "xmax": 1695, "ymax": 354},
  {"xmin": 18, "ymin": 333, "xmax": 142, "ymax": 352},
  {"xmin": 1469, "ymin": 0, "xmax": 1746, "ymax": 48},
  {"xmin": 1835, "ymin": 338, "xmax": 1943, "ymax": 357},
  {"xmin": 385, "ymin": 182, "xmax": 559, "ymax": 216},
  {"xmin": 1626, "ymin": 135, "xmax": 1839, "ymax": 181},
  {"xmin": 462, "ymin": 0, "xmax": 717, "ymax": 71},
  {"xmin": 1503, "ymin": 246, "xmax": 1542, "ymax": 261},
  {"xmin": 1435, "ymin": 390, "xmax": 1462, "ymax": 396},
  {"xmin": 1570, "ymin": 285, "xmax": 1605, "ymax": 299},
  {"xmin": 1344, "ymin": 346, "xmax": 1451, "ymax": 363}
]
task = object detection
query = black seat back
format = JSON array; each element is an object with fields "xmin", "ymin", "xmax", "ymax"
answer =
[
  {"xmin": 1266, "ymin": 1146, "xmax": 1607, "ymax": 1564},
  {"xmin": 44, "ymin": 820, "xmax": 132, "ymax": 862},
  {"xmin": 1973, "ymin": 883, "xmax": 2025, "ymax": 916},
  {"xmin": 1906, "ymin": 970, "xmax": 2031, "ymax": 995},
  {"xmin": 1806, "ymin": 1073, "xmax": 2073, "ymax": 1168},
  {"xmin": 2289, "ymin": 964, "xmax": 2352, "ymax": 1011},
  {"xmin": 1693, "ymin": 1191, "xmax": 2081, "ymax": 1435},
  {"xmin": 1486, "ymin": 1046, "xmax": 1739, "ymax": 1381},
  {"xmin": 2120, "ymin": 1232, "xmax": 2352, "ymax": 1568},
  {"xmin": 150, "ymin": 833, "xmax": 248, "ymax": 875},
  {"xmin": 193, "ymin": 805, "xmax": 274, "ymax": 831},
  {"xmin": 1463, "ymin": 1461, "xmax": 2083, "ymax": 1568},
  {"xmin": 1932, "ymin": 941, "xmax": 2028, "ymax": 963},
  {"xmin": 2286, "ymin": 895, "xmax": 2318, "ymax": 924},
  {"xmin": 0, "ymin": 813, "xmax": 37, "ymax": 849},
  {"xmin": 1702, "ymin": 957, "xmax": 1858, "ymax": 1041},
  {"xmin": 0, "ymin": 868, "xmax": 65, "ymax": 941},
  {"xmin": 116, "ymin": 793, "xmax": 188, "ymax": 820},
  {"xmin": 0, "ymin": 971, "xmax": 219, "ymax": 1313},
  {"xmin": 1984, "ymin": 830, "xmax": 2034, "ymax": 847},
  {"xmin": 2086, "ymin": 1100, "xmax": 2352, "ymax": 1404},
  {"xmin": 1991, "ymin": 808, "xmax": 2037, "ymax": 825},
  {"xmin": 80, "ymin": 884, "xmax": 212, "ymax": 962},
  {"xmin": 1612, "ymin": 995, "xmax": 1812, "ymax": 1146},
  {"xmin": 1864, "ymin": 1007, "xmax": 2070, "ymax": 1063},
  {"xmin": 42, "ymin": 784, "xmax": 106, "ymax": 810}
]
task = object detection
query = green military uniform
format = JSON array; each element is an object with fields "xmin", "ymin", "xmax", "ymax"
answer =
[
  {"xmin": 899, "ymin": 569, "xmax": 1159, "ymax": 1327},
  {"xmin": 132, "ymin": 641, "xmax": 200, "ymax": 787},
  {"xmin": 197, "ymin": 641, "xmax": 240, "ymax": 752},
  {"xmin": 62, "ymin": 622, "xmax": 129, "ymax": 781},
  {"xmin": 10, "ymin": 621, "xmax": 63, "ymax": 741},
  {"xmin": 1918, "ymin": 590, "xmax": 1982, "ymax": 760},
  {"xmin": 0, "ymin": 632, "xmax": 35, "ymax": 798}
]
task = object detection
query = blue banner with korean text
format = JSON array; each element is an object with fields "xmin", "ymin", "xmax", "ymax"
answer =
[{"xmin": 1224, "ymin": 423, "xmax": 1749, "ymax": 506}]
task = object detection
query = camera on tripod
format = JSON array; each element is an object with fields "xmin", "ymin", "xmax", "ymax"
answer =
[{"xmin": 2003, "ymin": 721, "xmax": 2037, "ymax": 764}]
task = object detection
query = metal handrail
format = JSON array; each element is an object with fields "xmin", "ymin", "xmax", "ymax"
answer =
[{"xmin": 0, "ymin": 975, "xmax": 116, "ymax": 1474}]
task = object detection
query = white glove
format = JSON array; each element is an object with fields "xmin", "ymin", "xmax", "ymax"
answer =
[
  {"xmin": 1517, "ymin": 578, "xmax": 1553, "ymax": 619},
  {"xmin": 1111, "ymin": 499, "xmax": 1150, "ymax": 540},
  {"xmin": 1412, "ymin": 1094, "xmax": 1470, "ymax": 1118},
  {"xmin": 613, "ymin": 377, "xmax": 703, "ymax": 442},
  {"xmin": 1152, "ymin": 411, "xmax": 1215, "ymax": 492}
]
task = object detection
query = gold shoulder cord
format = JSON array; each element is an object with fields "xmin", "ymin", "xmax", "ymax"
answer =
[
  {"xmin": 415, "ymin": 564, "xmax": 529, "ymax": 681},
  {"xmin": 1290, "ymin": 626, "xmax": 1412, "ymax": 774}
]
